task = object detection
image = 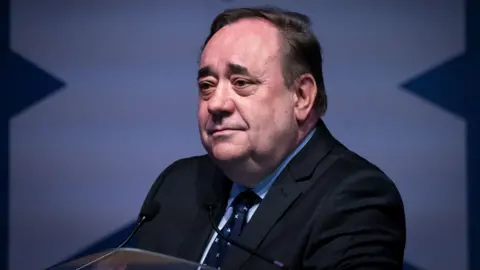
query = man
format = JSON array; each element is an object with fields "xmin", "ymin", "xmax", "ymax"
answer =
[{"xmin": 136, "ymin": 6, "xmax": 406, "ymax": 270}]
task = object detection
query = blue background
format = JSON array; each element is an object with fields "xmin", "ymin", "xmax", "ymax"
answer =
[{"xmin": 4, "ymin": 0, "xmax": 478, "ymax": 269}]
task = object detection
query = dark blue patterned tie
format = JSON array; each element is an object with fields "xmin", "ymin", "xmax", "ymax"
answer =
[{"xmin": 203, "ymin": 189, "xmax": 261, "ymax": 269}]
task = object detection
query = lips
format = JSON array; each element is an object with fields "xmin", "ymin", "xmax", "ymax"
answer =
[{"xmin": 207, "ymin": 128, "xmax": 243, "ymax": 135}]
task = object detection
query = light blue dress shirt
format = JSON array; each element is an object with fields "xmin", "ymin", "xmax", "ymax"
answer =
[{"xmin": 199, "ymin": 128, "xmax": 316, "ymax": 264}]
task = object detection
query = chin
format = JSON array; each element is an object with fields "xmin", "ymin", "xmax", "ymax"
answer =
[{"xmin": 209, "ymin": 143, "xmax": 247, "ymax": 162}]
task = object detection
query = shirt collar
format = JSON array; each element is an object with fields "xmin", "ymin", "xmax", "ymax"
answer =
[{"xmin": 227, "ymin": 127, "xmax": 317, "ymax": 206}]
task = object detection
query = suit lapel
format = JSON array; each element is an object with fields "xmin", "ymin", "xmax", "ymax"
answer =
[
  {"xmin": 176, "ymin": 203, "xmax": 216, "ymax": 262},
  {"xmin": 222, "ymin": 171, "xmax": 305, "ymax": 270},
  {"xmin": 176, "ymin": 157, "xmax": 232, "ymax": 263},
  {"xmin": 222, "ymin": 120, "xmax": 338, "ymax": 270}
]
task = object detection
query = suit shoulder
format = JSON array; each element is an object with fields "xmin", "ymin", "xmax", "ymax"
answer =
[
  {"xmin": 157, "ymin": 155, "xmax": 213, "ymax": 177},
  {"xmin": 304, "ymin": 145, "xmax": 406, "ymax": 269},
  {"xmin": 164, "ymin": 154, "xmax": 211, "ymax": 170},
  {"xmin": 309, "ymin": 144, "xmax": 406, "ymax": 236},
  {"xmin": 326, "ymin": 144, "xmax": 401, "ymax": 198},
  {"xmin": 331, "ymin": 144, "xmax": 383, "ymax": 173},
  {"xmin": 156, "ymin": 154, "xmax": 215, "ymax": 182},
  {"xmin": 142, "ymin": 154, "xmax": 212, "ymax": 202}
]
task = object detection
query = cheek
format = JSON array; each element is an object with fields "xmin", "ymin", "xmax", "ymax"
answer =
[
  {"xmin": 197, "ymin": 101, "xmax": 207, "ymax": 116},
  {"xmin": 257, "ymin": 94, "xmax": 295, "ymax": 133},
  {"xmin": 197, "ymin": 103, "xmax": 209, "ymax": 127},
  {"xmin": 239, "ymin": 97, "xmax": 284, "ymax": 133}
]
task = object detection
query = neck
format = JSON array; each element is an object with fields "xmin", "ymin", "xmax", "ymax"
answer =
[{"xmin": 222, "ymin": 165, "xmax": 267, "ymax": 188}]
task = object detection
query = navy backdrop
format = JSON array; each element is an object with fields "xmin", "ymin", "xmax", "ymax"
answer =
[{"xmin": 4, "ymin": 0, "xmax": 479, "ymax": 269}]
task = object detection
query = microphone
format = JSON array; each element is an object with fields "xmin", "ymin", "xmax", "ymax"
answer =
[
  {"xmin": 73, "ymin": 201, "xmax": 161, "ymax": 270},
  {"xmin": 205, "ymin": 204, "xmax": 290, "ymax": 270}
]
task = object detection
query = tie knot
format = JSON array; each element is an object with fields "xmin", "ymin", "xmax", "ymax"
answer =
[{"xmin": 232, "ymin": 189, "xmax": 261, "ymax": 211}]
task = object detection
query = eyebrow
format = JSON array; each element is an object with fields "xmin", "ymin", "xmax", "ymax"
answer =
[
  {"xmin": 226, "ymin": 63, "xmax": 252, "ymax": 77},
  {"xmin": 197, "ymin": 66, "xmax": 218, "ymax": 81},
  {"xmin": 197, "ymin": 62, "xmax": 253, "ymax": 80}
]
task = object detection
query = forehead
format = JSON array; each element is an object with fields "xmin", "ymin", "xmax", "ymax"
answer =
[{"xmin": 200, "ymin": 18, "xmax": 282, "ymax": 72}]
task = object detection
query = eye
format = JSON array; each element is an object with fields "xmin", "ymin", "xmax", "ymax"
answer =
[
  {"xmin": 232, "ymin": 79, "xmax": 250, "ymax": 88},
  {"xmin": 198, "ymin": 82, "xmax": 208, "ymax": 89},
  {"xmin": 198, "ymin": 81, "xmax": 214, "ymax": 91}
]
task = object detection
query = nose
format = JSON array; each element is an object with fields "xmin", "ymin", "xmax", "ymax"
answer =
[{"xmin": 207, "ymin": 84, "xmax": 235, "ymax": 120}]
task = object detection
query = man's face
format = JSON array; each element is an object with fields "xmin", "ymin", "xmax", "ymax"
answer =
[{"xmin": 197, "ymin": 19, "xmax": 298, "ymax": 170}]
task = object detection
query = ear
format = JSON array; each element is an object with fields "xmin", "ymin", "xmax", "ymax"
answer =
[{"xmin": 293, "ymin": 74, "xmax": 317, "ymax": 122}]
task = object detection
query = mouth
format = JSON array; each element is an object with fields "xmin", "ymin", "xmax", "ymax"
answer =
[{"xmin": 208, "ymin": 129, "xmax": 241, "ymax": 136}]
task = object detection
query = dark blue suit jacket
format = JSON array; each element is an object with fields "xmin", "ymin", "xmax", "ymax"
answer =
[{"xmin": 136, "ymin": 120, "xmax": 406, "ymax": 270}]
